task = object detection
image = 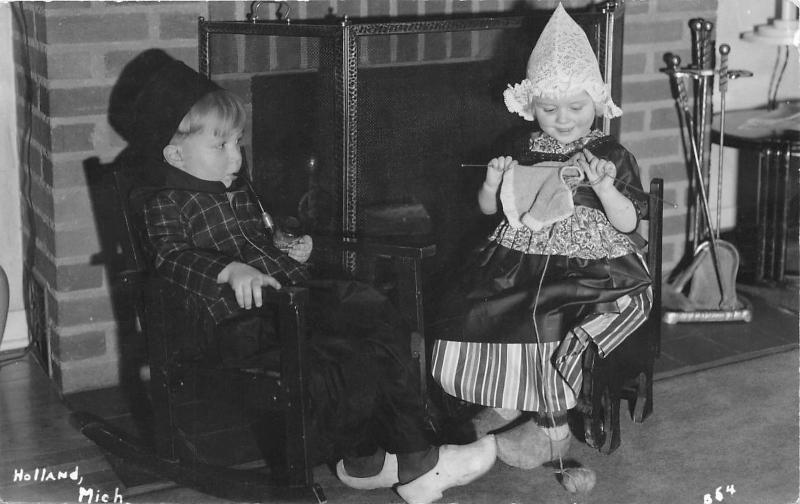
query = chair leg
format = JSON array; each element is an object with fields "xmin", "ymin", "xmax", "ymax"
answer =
[
  {"xmin": 282, "ymin": 379, "xmax": 314, "ymax": 488},
  {"xmin": 284, "ymin": 424, "xmax": 308, "ymax": 487},
  {"xmin": 583, "ymin": 409, "xmax": 605, "ymax": 450},
  {"xmin": 311, "ymin": 483, "xmax": 327, "ymax": 504},
  {"xmin": 582, "ymin": 348, "xmax": 602, "ymax": 450},
  {"xmin": 632, "ymin": 369, "xmax": 654, "ymax": 424},
  {"xmin": 273, "ymin": 290, "xmax": 316, "ymax": 490},
  {"xmin": 600, "ymin": 386, "xmax": 621, "ymax": 455},
  {"xmin": 587, "ymin": 354, "xmax": 623, "ymax": 456}
]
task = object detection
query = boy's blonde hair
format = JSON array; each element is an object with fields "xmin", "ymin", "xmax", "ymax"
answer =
[{"xmin": 170, "ymin": 89, "xmax": 246, "ymax": 143}]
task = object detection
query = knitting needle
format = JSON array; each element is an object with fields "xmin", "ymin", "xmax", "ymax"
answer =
[{"xmin": 459, "ymin": 163, "xmax": 679, "ymax": 208}]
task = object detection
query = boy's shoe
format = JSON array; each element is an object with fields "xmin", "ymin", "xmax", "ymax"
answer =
[
  {"xmin": 395, "ymin": 434, "xmax": 497, "ymax": 504},
  {"xmin": 496, "ymin": 419, "xmax": 571, "ymax": 469},
  {"xmin": 336, "ymin": 452, "xmax": 399, "ymax": 490}
]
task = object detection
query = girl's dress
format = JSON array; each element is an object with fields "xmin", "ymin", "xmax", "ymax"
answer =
[{"xmin": 430, "ymin": 130, "xmax": 653, "ymax": 423}]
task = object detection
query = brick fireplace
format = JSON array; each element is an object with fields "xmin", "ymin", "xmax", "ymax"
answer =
[{"xmin": 10, "ymin": 0, "xmax": 717, "ymax": 394}]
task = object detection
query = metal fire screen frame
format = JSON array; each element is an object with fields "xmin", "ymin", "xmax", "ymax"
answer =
[{"xmin": 198, "ymin": 3, "xmax": 624, "ymax": 268}]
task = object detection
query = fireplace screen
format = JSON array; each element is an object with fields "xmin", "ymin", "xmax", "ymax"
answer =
[{"xmin": 198, "ymin": 4, "xmax": 622, "ymax": 276}]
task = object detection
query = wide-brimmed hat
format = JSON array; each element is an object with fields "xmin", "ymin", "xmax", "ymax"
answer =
[{"xmin": 503, "ymin": 3, "xmax": 622, "ymax": 121}]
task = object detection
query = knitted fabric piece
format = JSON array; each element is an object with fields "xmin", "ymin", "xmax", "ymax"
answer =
[{"xmin": 499, "ymin": 161, "xmax": 578, "ymax": 232}]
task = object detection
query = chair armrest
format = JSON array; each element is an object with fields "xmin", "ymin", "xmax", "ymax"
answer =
[
  {"xmin": 145, "ymin": 279, "xmax": 312, "ymax": 372},
  {"xmin": 261, "ymin": 285, "xmax": 310, "ymax": 307}
]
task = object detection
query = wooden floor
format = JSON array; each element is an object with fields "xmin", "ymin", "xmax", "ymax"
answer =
[
  {"xmin": 654, "ymin": 282, "xmax": 799, "ymax": 379},
  {"xmin": 0, "ymin": 350, "xmax": 126, "ymax": 503},
  {"xmin": 0, "ymin": 282, "xmax": 797, "ymax": 503}
]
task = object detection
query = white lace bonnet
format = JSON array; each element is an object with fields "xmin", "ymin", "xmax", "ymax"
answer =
[{"xmin": 503, "ymin": 3, "xmax": 622, "ymax": 121}]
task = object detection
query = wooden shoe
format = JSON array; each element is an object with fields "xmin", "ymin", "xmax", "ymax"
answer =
[
  {"xmin": 395, "ymin": 435, "xmax": 497, "ymax": 504},
  {"xmin": 336, "ymin": 452, "xmax": 398, "ymax": 490}
]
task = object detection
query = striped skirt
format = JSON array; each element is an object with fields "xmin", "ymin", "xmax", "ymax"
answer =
[{"xmin": 431, "ymin": 287, "xmax": 652, "ymax": 414}]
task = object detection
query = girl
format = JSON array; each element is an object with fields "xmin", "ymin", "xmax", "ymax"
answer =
[{"xmin": 430, "ymin": 3, "xmax": 652, "ymax": 467}]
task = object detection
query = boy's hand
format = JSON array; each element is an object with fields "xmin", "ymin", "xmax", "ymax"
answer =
[
  {"xmin": 217, "ymin": 262, "xmax": 282, "ymax": 309},
  {"xmin": 287, "ymin": 235, "xmax": 313, "ymax": 264},
  {"xmin": 485, "ymin": 156, "xmax": 516, "ymax": 189},
  {"xmin": 579, "ymin": 149, "xmax": 616, "ymax": 193}
]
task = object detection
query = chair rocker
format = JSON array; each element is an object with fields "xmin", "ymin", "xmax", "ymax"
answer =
[
  {"xmin": 69, "ymin": 162, "xmax": 328, "ymax": 502},
  {"xmin": 72, "ymin": 163, "xmax": 435, "ymax": 503}
]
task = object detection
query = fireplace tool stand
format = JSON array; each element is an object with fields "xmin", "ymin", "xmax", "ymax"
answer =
[{"xmin": 660, "ymin": 19, "xmax": 754, "ymax": 324}]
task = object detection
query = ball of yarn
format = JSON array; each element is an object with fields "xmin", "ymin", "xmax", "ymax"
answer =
[{"xmin": 560, "ymin": 467, "xmax": 596, "ymax": 493}]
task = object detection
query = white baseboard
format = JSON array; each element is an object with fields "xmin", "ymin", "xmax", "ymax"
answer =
[{"xmin": 0, "ymin": 309, "xmax": 29, "ymax": 352}]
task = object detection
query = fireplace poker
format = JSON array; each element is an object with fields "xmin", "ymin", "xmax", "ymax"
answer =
[
  {"xmin": 715, "ymin": 44, "xmax": 729, "ymax": 239},
  {"xmin": 689, "ymin": 19, "xmax": 716, "ymax": 247}
]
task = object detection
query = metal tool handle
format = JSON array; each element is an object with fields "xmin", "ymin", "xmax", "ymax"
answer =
[
  {"xmin": 718, "ymin": 44, "xmax": 729, "ymax": 94},
  {"xmin": 667, "ymin": 55, "xmax": 691, "ymax": 115},
  {"xmin": 690, "ymin": 19, "xmax": 704, "ymax": 68},
  {"xmin": 715, "ymin": 44, "xmax": 730, "ymax": 237},
  {"xmin": 689, "ymin": 19, "xmax": 704, "ymax": 143},
  {"xmin": 699, "ymin": 20, "xmax": 714, "ymax": 182},
  {"xmin": 702, "ymin": 20, "xmax": 715, "ymax": 70}
]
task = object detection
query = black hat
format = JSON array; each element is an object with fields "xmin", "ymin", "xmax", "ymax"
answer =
[
  {"xmin": 109, "ymin": 49, "xmax": 173, "ymax": 144},
  {"xmin": 128, "ymin": 53, "xmax": 220, "ymax": 158}
]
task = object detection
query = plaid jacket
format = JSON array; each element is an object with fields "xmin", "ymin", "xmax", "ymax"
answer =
[{"xmin": 142, "ymin": 165, "xmax": 310, "ymax": 323}]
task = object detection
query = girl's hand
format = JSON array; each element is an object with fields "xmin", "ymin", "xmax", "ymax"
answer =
[
  {"xmin": 566, "ymin": 152, "xmax": 585, "ymax": 167},
  {"xmin": 485, "ymin": 156, "xmax": 517, "ymax": 189},
  {"xmin": 579, "ymin": 149, "xmax": 616, "ymax": 192},
  {"xmin": 217, "ymin": 262, "xmax": 282, "ymax": 309},
  {"xmin": 287, "ymin": 235, "xmax": 313, "ymax": 264},
  {"xmin": 577, "ymin": 149, "xmax": 636, "ymax": 232}
]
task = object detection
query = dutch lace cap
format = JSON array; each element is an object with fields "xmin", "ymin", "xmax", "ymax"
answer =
[{"xmin": 503, "ymin": 3, "xmax": 622, "ymax": 121}]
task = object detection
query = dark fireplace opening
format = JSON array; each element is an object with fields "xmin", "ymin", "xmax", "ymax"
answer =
[{"xmin": 249, "ymin": 36, "xmax": 544, "ymax": 277}]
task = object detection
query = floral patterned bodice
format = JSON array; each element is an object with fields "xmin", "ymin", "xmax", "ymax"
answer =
[{"xmin": 490, "ymin": 130, "xmax": 641, "ymax": 259}]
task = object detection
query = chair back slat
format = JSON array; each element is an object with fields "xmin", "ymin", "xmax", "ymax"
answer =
[
  {"xmin": 110, "ymin": 165, "xmax": 151, "ymax": 276},
  {"xmin": 648, "ymin": 178, "xmax": 664, "ymax": 354}
]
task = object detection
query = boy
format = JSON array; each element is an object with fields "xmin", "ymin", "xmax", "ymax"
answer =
[{"xmin": 128, "ymin": 54, "xmax": 496, "ymax": 504}]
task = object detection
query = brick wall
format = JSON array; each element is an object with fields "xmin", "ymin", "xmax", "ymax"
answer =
[
  {"xmin": 11, "ymin": 1, "xmax": 212, "ymax": 394},
  {"xmin": 618, "ymin": 0, "xmax": 718, "ymax": 269},
  {"xmin": 11, "ymin": 0, "xmax": 715, "ymax": 394}
]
